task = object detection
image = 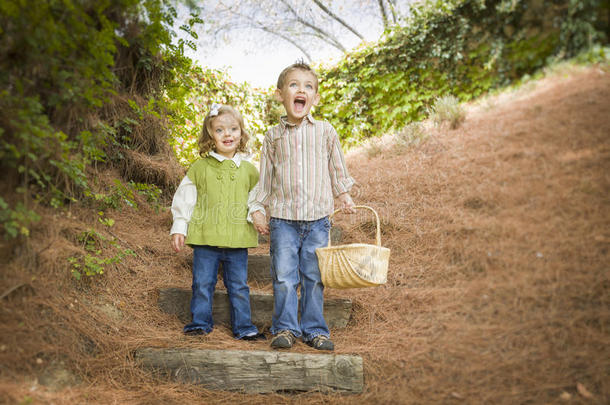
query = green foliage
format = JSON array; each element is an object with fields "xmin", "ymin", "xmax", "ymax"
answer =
[
  {"xmin": 316, "ymin": 0, "xmax": 607, "ymax": 145},
  {"xmin": 98, "ymin": 211, "xmax": 115, "ymax": 228},
  {"xmin": 68, "ymin": 227, "xmax": 135, "ymax": 280},
  {"xmin": 129, "ymin": 181, "xmax": 162, "ymax": 207},
  {"xmin": 163, "ymin": 66, "xmax": 272, "ymax": 165},
  {"xmin": 85, "ymin": 180, "xmax": 162, "ymax": 211},
  {"xmin": 0, "ymin": 0, "xmax": 195, "ymax": 238},
  {"xmin": 0, "ymin": 197, "xmax": 41, "ymax": 239}
]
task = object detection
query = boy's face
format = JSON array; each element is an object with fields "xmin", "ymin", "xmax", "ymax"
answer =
[{"xmin": 276, "ymin": 69, "xmax": 320, "ymax": 125}]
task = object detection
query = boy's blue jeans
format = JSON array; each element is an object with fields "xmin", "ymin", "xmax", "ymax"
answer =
[
  {"xmin": 269, "ymin": 216, "xmax": 330, "ymax": 342},
  {"xmin": 184, "ymin": 245, "xmax": 259, "ymax": 339}
]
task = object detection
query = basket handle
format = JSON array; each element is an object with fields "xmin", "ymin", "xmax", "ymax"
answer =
[{"xmin": 327, "ymin": 205, "xmax": 382, "ymax": 247}]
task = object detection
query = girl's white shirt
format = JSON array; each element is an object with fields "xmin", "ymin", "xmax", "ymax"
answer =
[{"xmin": 170, "ymin": 151, "xmax": 245, "ymax": 236}]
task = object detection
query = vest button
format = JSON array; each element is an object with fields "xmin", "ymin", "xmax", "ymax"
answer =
[
  {"xmin": 217, "ymin": 175, "xmax": 223, "ymax": 180},
  {"xmin": 230, "ymin": 163, "xmax": 236, "ymax": 168},
  {"xmin": 230, "ymin": 174, "xmax": 236, "ymax": 180}
]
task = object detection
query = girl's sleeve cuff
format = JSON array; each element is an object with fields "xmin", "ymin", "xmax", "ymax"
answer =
[{"xmin": 170, "ymin": 220, "xmax": 188, "ymax": 236}]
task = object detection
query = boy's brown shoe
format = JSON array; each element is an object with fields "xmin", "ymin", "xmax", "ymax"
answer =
[
  {"xmin": 306, "ymin": 335, "xmax": 334, "ymax": 351},
  {"xmin": 270, "ymin": 330, "xmax": 296, "ymax": 349}
]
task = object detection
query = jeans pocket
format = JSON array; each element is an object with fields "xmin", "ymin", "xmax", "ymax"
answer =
[
  {"xmin": 269, "ymin": 217, "xmax": 278, "ymax": 231},
  {"xmin": 322, "ymin": 216, "xmax": 331, "ymax": 232}
]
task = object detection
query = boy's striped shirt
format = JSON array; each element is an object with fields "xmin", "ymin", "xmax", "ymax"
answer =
[{"xmin": 249, "ymin": 114, "xmax": 355, "ymax": 221}]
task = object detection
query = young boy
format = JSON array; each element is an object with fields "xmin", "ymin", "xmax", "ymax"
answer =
[{"xmin": 249, "ymin": 62, "xmax": 355, "ymax": 351}]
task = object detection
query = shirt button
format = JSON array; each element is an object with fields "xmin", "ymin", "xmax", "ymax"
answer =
[
  {"xmin": 230, "ymin": 163, "xmax": 236, "ymax": 168},
  {"xmin": 230, "ymin": 175, "xmax": 236, "ymax": 180},
  {"xmin": 217, "ymin": 175, "xmax": 223, "ymax": 180}
]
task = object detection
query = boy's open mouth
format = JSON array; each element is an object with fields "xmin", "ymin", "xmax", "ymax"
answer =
[{"xmin": 294, "ymin": 96, "xmax": 306, "ymax": 113}]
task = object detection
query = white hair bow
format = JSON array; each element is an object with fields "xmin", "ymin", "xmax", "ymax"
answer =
[{"xmin": 209, "ymin": 103, "xmax": 221, "ymax": 117}]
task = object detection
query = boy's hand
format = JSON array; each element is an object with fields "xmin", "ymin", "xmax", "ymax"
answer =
[
  {"xmin": 338, "ymin": 192, "xmax": 356, "ymax": 214},
  {"xmin": 252, "ymin": 210, "xmax": 269, "ymax": 235},
  {"xmin": 171, "ymin": 233, "xmax": 185, "ymax": 252}
]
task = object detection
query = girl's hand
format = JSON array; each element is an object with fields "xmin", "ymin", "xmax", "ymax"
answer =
[
  {"xmin": 252, "ymin": 210, "xmax": 269, "ymax": 235},
  {"xmin": 337, "ymin": 192, "xmax": 356, "ymax": 214},
  {"xmin": 171, "ymin": 233, "xmax": 185, "ymax": 252}
]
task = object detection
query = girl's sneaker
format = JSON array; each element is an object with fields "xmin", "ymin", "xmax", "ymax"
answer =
[
  {"xmin": 242, "ymin": 332, "xmax": 266, "ymax": 341},
  {"xmin": 184, "ymin": 329, "xmax": 206, "ymax": 336}
]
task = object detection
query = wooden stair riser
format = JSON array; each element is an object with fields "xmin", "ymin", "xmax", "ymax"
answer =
[
  {"xmin": 158, "ymin": 288, "xmax": 352, "ymax": 329},
  {"xmin": 135, "ymin": 348, "xmax": 363, "ymax": 393},
  {"xmin": 218, "ymin": 254, "xmax": 272, "ymax": 283}
]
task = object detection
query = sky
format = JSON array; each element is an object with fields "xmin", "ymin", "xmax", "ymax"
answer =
[
  {"xmin": 179, "ymin": 1, "xmax": 388, "ymax": 88},
  {"xmin": 185, "ymin": 41, "xmax": 319, "ymax": 89}
]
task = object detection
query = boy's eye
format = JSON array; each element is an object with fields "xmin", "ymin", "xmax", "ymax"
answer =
[
  {"xmin": 306, "ymin": 84, "xmax": 313, "ymax": 89},
  {"xmin": 289, "ymin": 83, "xmax": 297, "ymax": 88}
]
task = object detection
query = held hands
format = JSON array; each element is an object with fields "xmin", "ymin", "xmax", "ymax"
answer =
[
  {"xmin": 171, "ymin": 233, "xmax": 185, "ymax": 252},
  {"xmin": 252, "ymin": 210, "xmax": 269, "ymax": 235},
  {"xmin": 338, "ymin": 192, "xmax": 356, "ymax": 214}
]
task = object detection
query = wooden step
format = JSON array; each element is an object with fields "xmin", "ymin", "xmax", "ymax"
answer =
[
  {"xmin": 135, "ymin": 347, "xmax": 363, "ymax": 393},
  {"xmin": 219, "ymin": 254, "xmax": 272, "ymax": 283},
  {"xmin": 158, "ymin": 288, "xmax": 352, "ymax": 329}
]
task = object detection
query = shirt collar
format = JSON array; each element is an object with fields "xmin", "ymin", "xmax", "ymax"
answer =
[
  {"xmin": 279, "ymin": 114, "xmax": 315, "ymax": 129},
  {"xmin": 209, "ymin": 151, "xmax": 242, "ymax": 167}
]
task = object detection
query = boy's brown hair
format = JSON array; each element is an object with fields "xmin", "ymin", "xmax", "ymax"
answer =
[
  {"xmin": 276, "ymin": 60, "xmax": 319, "ymax": 91},
  {"xmin": 198, "ymin": 105, "xmax": 250, "ymax": 157}
]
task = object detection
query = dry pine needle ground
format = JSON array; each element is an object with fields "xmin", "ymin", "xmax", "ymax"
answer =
[{"xmin": 0, "ymin": 64, "xmax": 608, "ymax": 404}]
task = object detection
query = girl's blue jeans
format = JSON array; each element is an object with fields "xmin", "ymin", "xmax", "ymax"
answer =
[
  {"xmin": 269, "ymin": 216, "xmax": 330, "ymax": 342},
  {"xmin": 184, "ymin": 245, "xmax": 259, "ymax": 339}
]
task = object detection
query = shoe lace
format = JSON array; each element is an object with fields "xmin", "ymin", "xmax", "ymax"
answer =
[
  {"xmin": 314, "ymin": 335, "xmax": 328, "ymax": 345},
  {"xmin": 277, "ymin": 330, "xmax": 294, "ymax": 341}
]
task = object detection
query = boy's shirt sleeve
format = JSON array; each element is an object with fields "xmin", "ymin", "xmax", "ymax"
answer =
[
  {"xmin": 247, "ymin": 132, "xmax": 274, "ymax": 217},
  {"xmin": 326, "ymin": 123, "xmax": 356, "ymax": 196},
  {"xmin": 170, "ymin": 175, "xmax": 197, "ymax": 235},
  {"xmin": 246, "ymin": 163, "xmax": 261, "ymax": 223}
]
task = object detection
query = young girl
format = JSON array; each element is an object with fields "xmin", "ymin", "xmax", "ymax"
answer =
[{"xmin": 170, "ymin": 104, "xmax": 265, "ymax": 341}]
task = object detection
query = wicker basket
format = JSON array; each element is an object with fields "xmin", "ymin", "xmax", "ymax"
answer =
[{"xmin": 316, "ymin": 206, "xmax": 390, "ymax": 289}]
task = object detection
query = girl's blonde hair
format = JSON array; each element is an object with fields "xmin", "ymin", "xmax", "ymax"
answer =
[{"xmin": 198, "ymin": 104, "xmax": 250, "ymax": 157}]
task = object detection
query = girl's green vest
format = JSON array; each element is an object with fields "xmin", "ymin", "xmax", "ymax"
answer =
[{"xmin": 186, "ymin": 156, "xmax": 259, "ymax": 248}]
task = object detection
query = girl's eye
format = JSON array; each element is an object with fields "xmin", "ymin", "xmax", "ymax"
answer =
[
  {"xmin": 289, "ymin": 83, "xmax": 297, "ymax": 88},
  {"xmin": 306, "ymin": 84, "xmax": 313, "ymax": 90},
  {"xmin": 232, "ymin": 127, "xmax": 239, "ymax": 132},
  {"xmin": 215, "ymin": 128, "xmax": 223, "ymax": 133}
]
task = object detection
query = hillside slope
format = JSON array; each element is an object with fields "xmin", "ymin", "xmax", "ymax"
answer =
[{"xmin": 1, "ymin": 64, "xmax": 608, "ymax": 404}]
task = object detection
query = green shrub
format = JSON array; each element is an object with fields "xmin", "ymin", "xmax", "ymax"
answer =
[
  {"xmin": 395, "ymin": 122, "xmax": 428, "ymax": 148},
  {"xmin": 428, "ymin": 95, "xmax": 466, "ymax": 129},
  {"xmin": 0, "ymin": 198, "xmax": 41, "ymax": 239},
  {"xmin": 365, "ymin": 138, "xmax": 384, "ymax": 158},
  {"xmin": 68, "ymin": 227, "xmax": 135, "ymax": 280}
]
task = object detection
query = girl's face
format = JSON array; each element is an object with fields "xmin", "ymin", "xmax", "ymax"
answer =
[{"xmin": 209, "ymin": 113, "xmax": 242, "ymax": 158}]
